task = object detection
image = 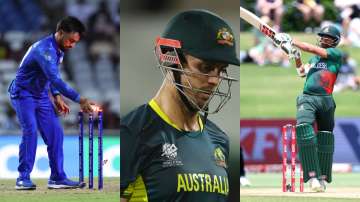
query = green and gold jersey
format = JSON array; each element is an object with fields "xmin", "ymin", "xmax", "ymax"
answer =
[
  {"xmin": 303, "ymin": 48, "xmax": 342, "ymax": 95},
  {"xmin": 120, "ymin": 99, "xmax": 229, "ymax": 202}
]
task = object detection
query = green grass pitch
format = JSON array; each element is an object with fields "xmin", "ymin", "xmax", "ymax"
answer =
[{"xmin": 0, "ymin": 178, "xmax": 119, "ymax": 202}]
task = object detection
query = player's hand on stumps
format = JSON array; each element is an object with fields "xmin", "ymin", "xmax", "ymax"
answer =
[{"xmin": 79, "ymin": 97, "xmax": 100, "ymax": 113}]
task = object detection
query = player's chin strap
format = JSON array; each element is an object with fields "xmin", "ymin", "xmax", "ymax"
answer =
[
  {"xmin": 202, "ymin": 107, "xmax": 208, "ymax": 126},
  {"xmin": 173, "ymin": 70, "xmax": 198, "ymax": 113},
  {"xmin": 173, "ymin": 70, "xmax": 208, "ymax": 127}
]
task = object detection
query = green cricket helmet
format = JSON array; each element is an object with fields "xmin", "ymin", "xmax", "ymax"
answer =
[
  {"xmin": 162, "ymin": 9, "xmax": 239, "ymax": 66},
  {"xmin": 317, "ymin": 25, "xmax": 341, "ymax": 47},
  {"xmin": 154, "ymin": 9, "xmax": 238, "ymax": 114}
]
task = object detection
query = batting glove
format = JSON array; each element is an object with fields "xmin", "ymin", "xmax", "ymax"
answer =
[
  {"xmin": 274, "ymin": 33, "xmax": 292, "ymax": 47},
  {"xmin": 291, "ymin": 48, "xmax": 301, "ymax": 59},
  {"xmin": 280, "ymin": 41, "xmax": 293, "ymax": 56}
]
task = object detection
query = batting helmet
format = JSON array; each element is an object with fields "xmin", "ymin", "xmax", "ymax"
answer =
[
  {"xmin": 162, "ymin": 9, "xmax": 240, "ymax": 66},
  {"xmin": 154, "ymin": 9, "xmax": 238, "ymax": 114},
  {"xmin": 317, "ymin": 25, "xmax": 341, "ymax": 47}
]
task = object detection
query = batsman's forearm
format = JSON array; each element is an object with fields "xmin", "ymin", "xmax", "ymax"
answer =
[
  {"xmin": 293, "ymin": 39, "xmax": 327, "ymax": 58},
  {"xmin": 293, "ymin": 40, "xmax": 313, "ymax": 52},
  {"xmin": 292, "ymin": 39, "xmax": 321, "ymax": 54}
]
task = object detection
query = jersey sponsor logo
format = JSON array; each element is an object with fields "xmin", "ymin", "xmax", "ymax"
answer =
[
  {"xmin": 216, "ymin": 28, "xmax": 234, "ymax": 46},
  {"xmin": 177, "ymin": 173, "xmax": 229, "ymax": 195},
  {"xmin": 161, "ymin": 143, "xmax": 183, "ymax": 167},
  {"xmin": 315, "ymin": 62, "xmax": 327, "ymax": 70},
  {"xmin": 214, "ymin": 147, "xmax": 227, "ymax": 168}
]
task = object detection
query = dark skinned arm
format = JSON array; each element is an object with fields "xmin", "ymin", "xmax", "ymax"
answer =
[{"xmin": 292, "ymin": 39, "xmax": 328, "ymax": 58}]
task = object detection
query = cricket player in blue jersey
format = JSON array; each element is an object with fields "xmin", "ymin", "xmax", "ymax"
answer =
[{"xmin": 8, "ymin": 16, "xmax": 98, "ymax": 190}]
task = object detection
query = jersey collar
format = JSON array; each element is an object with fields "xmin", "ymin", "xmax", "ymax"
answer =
[
  {"xmin": 50, "ymin": 34, "xmax": 64, "ymax": 55},
  {"xmin": 149, "ymin": 99, "xmax": 204, "ymax": 132}
]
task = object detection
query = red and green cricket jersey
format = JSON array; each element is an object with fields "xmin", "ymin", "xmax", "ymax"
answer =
[
  {"xmin": 120, "ymin": 99, "xmax": 229, "ymax": 202},
  {"xmin": 303, "ymin": 48, "xmax": 342, "ymax": 95}
]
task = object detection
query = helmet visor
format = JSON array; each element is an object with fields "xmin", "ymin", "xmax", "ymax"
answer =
[{"xmin": 154, "ymin": 37, "xmax": 237, "ymax": 114}]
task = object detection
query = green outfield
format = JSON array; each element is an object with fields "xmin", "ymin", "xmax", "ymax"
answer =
[
  {"xmin": 0, "ymin": 178, "xmax": 119, "ymax": 202},
  {"xmin": 240, "ymin": 32, "xmax": 360, "ymax": 118},
  {"xmin": 241, "ymin": 173, "xmax": 360, "ymax": 201}
]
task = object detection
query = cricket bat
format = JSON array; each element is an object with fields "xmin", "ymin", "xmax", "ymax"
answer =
[
  {"xmin": 240, "ymin": 7, "xmax": 301, "ymax": 66},
  {"xmin": 240, "ymin": 7, "xmax": 276, "ymax": 40}
]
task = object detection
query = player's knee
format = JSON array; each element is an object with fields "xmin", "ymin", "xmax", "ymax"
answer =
[
  {"xmin": 23, "ymin": 126, "xmax": 37, "ymax": 136},
  {"xmin": 296, "ymin": 123, "xmax": 315, "ymax": 143}
]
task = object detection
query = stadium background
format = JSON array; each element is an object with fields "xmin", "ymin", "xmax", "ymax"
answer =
[
  {"xmin": 120, "ymin": 0, "xmax": 240, "ymax": 201},
  {"xmin": 240, "ymin": 0, "xmax": 360, "ymax": 201},
  {"xmin": 0, "ymin": 0, "xmax": 120, "ymax": 183}
]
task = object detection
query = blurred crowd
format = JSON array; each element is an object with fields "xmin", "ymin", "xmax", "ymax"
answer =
[
  {"xmin": 240, "ymin": 0, "xmax": 360, "ymax": 92},
  {"xmin": 0, "ymin": 0, "xmax": 120, "ymax": 131}
]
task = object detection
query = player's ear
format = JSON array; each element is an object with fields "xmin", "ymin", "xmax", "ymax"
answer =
[{"xmin": 58, "ymin": 30, "xmax": 65, "ymax": 38}]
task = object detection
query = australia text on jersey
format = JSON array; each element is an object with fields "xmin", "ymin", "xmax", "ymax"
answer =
[{"xmin": 177, "ymin": 173, "xmax": 229, "ymax": 195}]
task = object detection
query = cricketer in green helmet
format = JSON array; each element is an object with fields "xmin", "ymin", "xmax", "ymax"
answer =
[
  {"xmin": 280, "ymin": 25, "xmax": 342, "ymax": 192},
  {"xmin": 120, "ymin": 9, "xmax": 239, "ymax": 202}
]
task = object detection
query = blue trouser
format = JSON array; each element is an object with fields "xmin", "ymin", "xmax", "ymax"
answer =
[{"xmin": 10, "ymin": 93, "xmax": 67, "ymax": 181}]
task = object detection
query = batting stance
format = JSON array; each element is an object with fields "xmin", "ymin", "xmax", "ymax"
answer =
[
  {"xmin": 8, "ymin": 16, "xmax": 97, "ymax": 190},
  {"xmin": 275, "ymin": 25, "xmax": 342, "ymax": 192},
  {"xmin": 120, "ymin": 10, "xmax": 239, "ymax": 201}
]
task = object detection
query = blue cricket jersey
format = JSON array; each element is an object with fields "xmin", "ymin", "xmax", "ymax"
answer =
[{"xmin": 8, "ymin": 34, "xmax": 80, "ymax": 102}]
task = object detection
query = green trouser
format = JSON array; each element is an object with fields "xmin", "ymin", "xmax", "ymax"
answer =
[
  {"xmin": 296, "ymin": 94, "xmax": 336, "ymax": 131},
  {"xmin": 296, "ymin": 94, "xmax": 336, "ymax": 183}
]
